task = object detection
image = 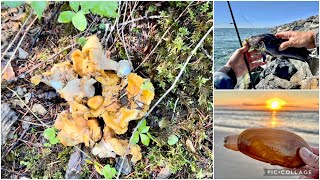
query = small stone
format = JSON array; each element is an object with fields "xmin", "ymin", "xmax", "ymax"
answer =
[
  {"xmin": 115, "ymin": 157, "xmax": 132, "ymax": 175},
  {"xmin": 16, "ymin": 87, "xmax": 25, "ymax": 96},
  {"xmin": 186, "ymin": 139, "xmax": 196, "ymax": 153},
  {"xmin": 24, "ymin": 93, "xmax": 32, "ymax": 104},
  {"xmin": 18, "ymin": 47, "xmax": 29, "ymax": 59},
  {"xmin": 22, "ymin": 116, "xmax": 32, "ymax": 130},
  {"xmin": 12, "ymin": 99, "xmax": 25, "ymax": 108},
  {"xmin": 156, "ymin": 165, "xmax": 172, "ymax": 179},
  {"xmin": 31, "ymin": 104, "xmax": 47, "ymax": 115}
]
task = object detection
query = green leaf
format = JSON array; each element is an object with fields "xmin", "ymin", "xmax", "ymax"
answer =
[
  {"xmin": 141, "ymin": 80, "xmax": 154, "ymax": 92},
  {"xmin": 167, "ymin": 134, "xmax": 179, "ymax": 145},
  {"xmin": 102, "ymin": 165, "xmax": 117, "ymax": 179},
  {"xmin": 138, "ymin": 119, "xmax": 150, "ymax": 134},
  {"xmin": 69, "ymin": 1, "xmax": 80, "ymax": 12},
  {"xmin": 43, "ymin": 128, "xmax": 56, "ymax": 139},
  {"xmin": 72, "ymin": 11, "xmax": 87, "ymax": 31},
  {"xmin": 2, "ymin": 1, "xmax": 24, "ymax": 8},
  {"xmin": 44, "ymin": 142, "xmax": 51, "ymax": 147},
  {"xmin": 80, "ymin": 1, "xmax": 119, "ymax": 18},
  {"xmin": 77, "ymin": 36, "xmax": 87, "ymax": 47},
  {"xmin": 147, "ymin": 5, "xmax": 157, "ymax": 13},
  {"xmin": 138, "ymin": 119, "xmax": 146, "ymax": 131},
  {"xmin": 49, "ymin": 137, "xmax": 59, "ymax": 145},
  {"xmin": 58, "ymin": 11, "xmax": 75, "ymax": 23},
  {"xmin": 131, "ymin": 131, "xmax": 139, "ymax": 144},
  {"xmin": 140, "ymin": 134, "xmax": 150, "ymax": 146},
  {"xmin": 31, "ymin": 1, "xmax": 48, "ymax": 20}
]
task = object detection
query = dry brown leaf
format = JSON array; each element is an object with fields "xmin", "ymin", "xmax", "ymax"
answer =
[{"xmin": 1, "ymin": 60, "xmax": 15, "ymax": 81}]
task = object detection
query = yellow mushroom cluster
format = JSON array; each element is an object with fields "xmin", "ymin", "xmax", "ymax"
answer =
[{"xmin": 31, "ymin": 36, "xmax": 155, "ymax": 162}]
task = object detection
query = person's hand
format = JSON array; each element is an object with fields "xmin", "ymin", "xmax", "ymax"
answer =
[
  {"xmin": 225, "ymin": 43, "xmax": 266, "ymax": 78},
  {"xmin": 297, "ymin": 147, "xmax": 319, "ymax": 179},
  {"xmin": 275, "ymin": 31, "xmax": 315, "ymax": 51}
]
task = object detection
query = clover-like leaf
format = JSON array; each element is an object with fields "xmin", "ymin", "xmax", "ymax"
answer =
[
  {"xmin": 140, "ymin": 134, "xmax": 150, "ymax": 146},
  {"xmin": 58, "ymin": 11, "xmax": 76, "ymax": 23},
  {"xmin": 72, "ymin": 11, "xmax": 87, "ymax": 31},
  {"xmin": 80, "ymin": 1, "xmax": 119, "ymax": 18},
  {"xmin": 2, "ymin": 1, "xmax": 24, "ymax": 8},
  {"xmin": 43, "ymin": 127, "xmax": 56, "ymax": 139},
  {"xmin": 49, "ymin": 137, "xmax": 59, "ymax": 145},
  {"xmin": 69, "ymin": 1, "xmax": 80, "ymax": 12},
  {"xmin": 131, "ymin": 131, "xmax": 139, "ymax": 145},
  {"xmin": 77, "ymin": 36, "xmax": 87, "ymax": 47},
  {"xmin": 138, "ymin": 119, "xmax": 150, "ymax": 133},
  {"xmin": 168, "ymin": 134, "xmax": 179, "ymax": 145},
  {"xmin": 31, "ymin": 1, "xmax": 48, "ymax": 20},
  {"xmin": 102, "ymin": 165, "xmax": 117, "ymax": 179}
]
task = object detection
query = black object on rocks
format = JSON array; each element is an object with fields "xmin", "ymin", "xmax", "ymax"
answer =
[
  {"xmin": 260, "ymin": 58, "xmax": 297, "ymax": 81},
  {"xmin": 273, "ymin": 58, "xmax": 298, "ymax": 80}
]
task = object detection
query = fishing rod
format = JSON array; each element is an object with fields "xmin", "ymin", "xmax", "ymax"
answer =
[{"xmin": 227, "ymin": 1, "xmax": 255, "ymax": 89}]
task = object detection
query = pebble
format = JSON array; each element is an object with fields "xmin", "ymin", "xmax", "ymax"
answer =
[
  {"xmin": 24, "ymin": 93, "xmax": 32, "ymax": 104},
  {"xmin": 31, "ymin": 104, "xmax": 47, "ymax": 115},
  {"xmin": 22, "ymin": 116, "xmax": 32, "ymax": 130},
  {"xmin": 18, "ymin": 47, "xmax": 29, "ymax": 59}
]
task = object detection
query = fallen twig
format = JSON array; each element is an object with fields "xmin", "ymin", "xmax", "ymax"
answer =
[
  {"xmin": 134, "ymin": 2, "xmax": 193, "ymax": 71},
  {"xmin": 117, "ymin": 25, "xmax": 214, "ymax": 178},
  {"xmin": 25, "ymin": 44, "xmax": 75, "ymax": 74},
  {"xmin": 6, "ymin": 87, "xmax": 49, "ymax": 127},
  {"xmin": 1, "ymin": 13, "xmax": 32, "ymax": 60},
  {"xmin": 1, "ymin": 17, "xmax": 37, "ymax": 76}
]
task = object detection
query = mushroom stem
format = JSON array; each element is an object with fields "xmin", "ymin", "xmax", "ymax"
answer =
[{"xmin": 224, "ymin": 134, "xmax": 239, "ymax": 151}]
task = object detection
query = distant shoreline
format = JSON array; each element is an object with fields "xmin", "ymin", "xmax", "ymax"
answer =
[{"xmin": 215, "ymin": 108, "xmax": 319, "ymax": 113}]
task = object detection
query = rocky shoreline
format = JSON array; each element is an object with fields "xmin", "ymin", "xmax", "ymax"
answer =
[{"xmin": 237, "ymin": 15, "xmax": 319, "ymax": 89}]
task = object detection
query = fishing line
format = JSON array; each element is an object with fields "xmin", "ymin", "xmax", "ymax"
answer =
[{"xmin": 227, "ymin": 1, "xmax": 255, "ymax": 89}]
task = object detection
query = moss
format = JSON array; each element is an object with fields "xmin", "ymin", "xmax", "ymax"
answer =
[{"xmin": 3, "ymin": 145, "xmax": 73, "ymax": 179}]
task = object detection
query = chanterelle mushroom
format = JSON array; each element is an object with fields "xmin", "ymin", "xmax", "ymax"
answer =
[{"xmin": 31, "ymin": 35, "xmax": 155, "ymax": 163}]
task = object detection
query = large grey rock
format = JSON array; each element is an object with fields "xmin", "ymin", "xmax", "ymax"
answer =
[
  {"xmin": 1, "ymin": 103, "xmax": 19, "ymax": 145},
  {"xmin": 256, "ymin": 74, "xmax": 293, "ymax": 89}
]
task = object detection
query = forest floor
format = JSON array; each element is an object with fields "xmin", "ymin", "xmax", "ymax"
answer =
[{"xmin": 1, "ymin": 1, "xmax": 213, "ymax": 179}]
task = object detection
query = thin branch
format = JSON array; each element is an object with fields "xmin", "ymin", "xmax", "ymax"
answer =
[
  {"xmin": 134, "ymin": 2, "xmax": 193, "ymax": 71},
  {"xmin": 1, "ymin": 17, "xmax": 37, "ymax": 76},
  {"xmin": 1, "ymin": 13, "xmax": 32, "ymax": 60},
  {"xmin": 6, "ymin": 87, "xmax": 49, "ymax": 127},
  {"xmin": 116, "ymin": 25, "xmax": 213, "ymax": 178}
]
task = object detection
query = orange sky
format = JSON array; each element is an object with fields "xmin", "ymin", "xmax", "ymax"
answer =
[{"xmin": 215, "ymin": 91, "xmax": 319, "ymax": 111}]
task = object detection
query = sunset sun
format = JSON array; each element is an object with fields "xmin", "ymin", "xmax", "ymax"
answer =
[{"xmin": 266, "ymin": 98, "xmax": 286, "ymax": 111}]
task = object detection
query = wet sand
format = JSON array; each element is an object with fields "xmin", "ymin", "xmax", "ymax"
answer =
[{"xmin": 214, "ymin": 129, "xmax": 318, "ymax": 179}]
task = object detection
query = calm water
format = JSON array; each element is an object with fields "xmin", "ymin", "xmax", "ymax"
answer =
[
  {"xmin": 214, "ymin": 28, "xmax": 271, "ymax": 71},
  {"xmin": 214, "ymin": 109, "xmax": 319, "ymax": 145}
]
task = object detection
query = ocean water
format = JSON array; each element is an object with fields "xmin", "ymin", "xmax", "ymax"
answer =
[
  {"xmin": 214, "ymin": 109, "xmax": 319, "ymax": 145},
  {"xmin": 214, "ymin": 28, "xmax": 271, "ymax": 71}
]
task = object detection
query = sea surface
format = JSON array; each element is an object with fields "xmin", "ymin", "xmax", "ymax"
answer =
[
  {"xmin": 214, "ymin": 109, "xmax": 319, "ymax": 145},
  {"xmin": 214, "ymin": 28, "xmax": 271, "ymax": 71}
]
